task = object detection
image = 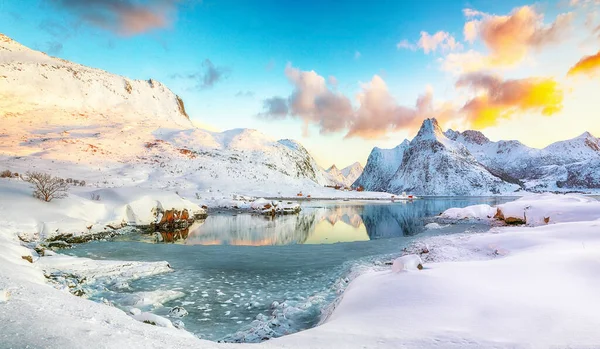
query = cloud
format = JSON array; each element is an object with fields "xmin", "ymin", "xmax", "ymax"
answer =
[
  {"xmin": 235, "ymin": 90, "xmax": 255, "ymax": 97},
  {"xmin": 397, "ymin": 31, "xmax": 461, "ymax": 54},
  {"xmin": 49, "ymin": 0, "xmax": 180, "ymax": 36},
  {"xmin": 456, "ymin": 72, "xmax": 563, "ymax": 128},
  {"xmin": 171, "ymin": 59, "xmax": 230, "ymax": 90},
  {"xmin": 259, "ymin": 97, "xmax": 289, "ymax": 119},
  {"xmin": 260, "ymin": 65, "xmax": 456, "ymax": 139},
  {"xmin": 457, "ymin": 6, "xmax": 574, "ymax": 68},
  {"xmin": 396, "ymin": 39, "xmax": 416, "ymax": 50},
  {"xmin": 567, "ymin": 50, "xmax": 600, "ymax": 76},
  {"xmin": 345, "ymin": 77, "xmax": 454, "ymax": 139}
]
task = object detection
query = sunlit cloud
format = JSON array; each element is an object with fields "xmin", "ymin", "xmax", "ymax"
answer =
[
  {"xmin": 346, "ymin": 78, "xmax": 456, "ymax": 139},
  {"xmin": 444, "ymin": 6, "xmax": 574, "ymax": 73},
  {"xmin": 49, "ymin": 0, "xmax": 181, "ymax": 36},
  {"xmin": 567, "ymin": 50, "xmax": 600, "ymax": 76},
  {"xmin": 259, "ymin": 66, "xmax": 456, "ymax": 139},
  {"xmin": 456, "ymin": 73, "xmax": 563, "ymax": 128}
]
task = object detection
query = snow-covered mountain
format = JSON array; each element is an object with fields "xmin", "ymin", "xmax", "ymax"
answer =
[
  {"xmin": 387, "ymin": 119, "xmax": 518, "ymax": 195},
  {"xmin": 326, "ymin": 162, "xmax": 364, "ymax": 187},
  {"xmin": 0, "ymin": 34, "xmax": 333, "ymax": 197},
  {"xmin": 446, "ymin": 128, "xmax": 600, "ymax": 192},
  {"xmin": 359, "ymin": 117, "xmax": 600, "ymax": 196},
  {"xmin": 353, "ymin": 141, "xmax": 409, "ymax": 191},
  {"xmin": 341, "ymin": 162, "xmax": 364, "ymax": 186}
]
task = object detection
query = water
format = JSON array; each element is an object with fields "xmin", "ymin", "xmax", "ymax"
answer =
[{"xmin": 66, "ymin": 197, "xmax": 516, "ymax": 342}]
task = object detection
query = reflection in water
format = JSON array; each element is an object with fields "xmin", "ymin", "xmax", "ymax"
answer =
[{"xmin": 148, "ymin": 197, "xmax": 516, "ymax": 246}]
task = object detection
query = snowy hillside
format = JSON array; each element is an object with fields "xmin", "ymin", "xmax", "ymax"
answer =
[
  {"xmin": 0, "ymin": 34, "xmax": 338, "ymax": 197},
  {"xmin": 326, "ymin": 163, "xmax": 363, "ymax": 187},
  {"xmin": 446, "ymin": 128, "xmax": 600, "ymax": 192},
  {"xmin": 387, "ymin": 119, "xmax": 517, "ymax": 196}
]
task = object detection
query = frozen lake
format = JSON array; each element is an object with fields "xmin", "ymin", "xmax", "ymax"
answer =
[{"xmin": 66, "ymin": 197, "xmax": 516, "ymax": 342}]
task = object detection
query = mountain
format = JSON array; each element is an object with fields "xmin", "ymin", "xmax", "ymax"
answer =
[
  {"xmin": 340, "ymin": 162, "xmax": 364, "ymax": 186},
  {"xmin": 387, "ymin": 119, "xmax": 518, "ymax": 195},
  {"xmin": 446, "ymin": 128, "xmax": 600, "ymax": 192},
  {"xmin": 359, "ymin": 117, "xmax": 600, "ymax": 196},
  {"xmin": 326, "ymin": 162, "xmax": 364, "ymax": 187},
  {"xmin": 0, "ymin": 34, "xmax": 331, "ymax": 197},
  {"xmin": 326, "ymin": 165, "xmax": 346, "ymax": 185},
  {"xmin": 353, "ymin": 141, "xmax": 409, "ymax": 191}
]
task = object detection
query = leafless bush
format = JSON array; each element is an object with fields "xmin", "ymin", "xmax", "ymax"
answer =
[
  {"xmin": 90, "ymin": 193, "xmax": 101, "ymax": 201},
  {"xmin": 79, "ymin": 180, "xmax": 86, "ymax": 186},
  {"xmin": 25, "ymin": 171, "xmax": 69, "ymax": 202},
  {"xmin": 0, "ymin": 170, "xmax": 12, "ymax": 178}
]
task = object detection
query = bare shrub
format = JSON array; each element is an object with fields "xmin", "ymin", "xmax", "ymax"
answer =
[
  {"xmin": 25, "ymin": 171, "xmax": 69, "ymax": 202},
  {"xmin": 79, "ymin": 180, "xmax": 86, "ymax": 186},
  {"xmin": 0, "ymin": 170, "xmax": 12, "ymax": 178},
  {"xmin": 90, "ymin": 193, "xmax": 101, "ymax": 201}
]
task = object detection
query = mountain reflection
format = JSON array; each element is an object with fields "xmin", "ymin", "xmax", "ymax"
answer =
[{"xmin": 150, "ymin": 198, "xmax": 515, "ymax": 246}]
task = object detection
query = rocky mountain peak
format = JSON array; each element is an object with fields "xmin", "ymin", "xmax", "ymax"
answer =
[{"xmin": 415, "ymin": 118, "xmax": 444, "ymax": 141}]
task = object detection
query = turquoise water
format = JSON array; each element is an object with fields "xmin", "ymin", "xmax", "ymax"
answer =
[{"xmin": 66, "ymin": 197, "xmax": 515, "ymax": 342}]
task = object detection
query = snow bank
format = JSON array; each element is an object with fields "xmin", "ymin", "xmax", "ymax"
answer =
[
  {"xmin": 0, "ymin": 180, "xmax": 205, "ymax": 240},
  {"xmin": 439, "ymin": 204, "xmax": 496, "ymax": 220},
  {"xmin": 391, "ymin": 254, "xmax": 423, "ymax": 272},
  {"xmin": 496, "ymin": 193, "xmax": 600, "ymax": 226},
  {"xmin": 273, "ymin": 221, "xmax": 600, "ymax": 348},
  {"xmin": 440, "ymin": 194, "xmax": 600, "ymax": 226}
]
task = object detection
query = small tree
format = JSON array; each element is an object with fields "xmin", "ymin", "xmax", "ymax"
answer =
[
  {"xmin": 0, "ymin": 170, "xmax": 12, "ymax": 178},
  {"xmin": 25, "ymin": 171, "xmax": 69, "ymax": 202}
]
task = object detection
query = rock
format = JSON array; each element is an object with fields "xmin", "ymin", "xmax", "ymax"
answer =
[
  {"xmin": 544, "ymin": 217, "xmax": 550, "ymax": 224},
  {"xmin": 129, "ymin": 308, "xmax": 142, "ymax": 316},
  {"xmin": 21, "ymin": 255, "xmax": 33, "ymax": 263},
  {"xmin": 392, "ymin": 254, "xmax": 424, "ymax": 272},
  {"xmin": 504, "ymin": 216, "xmax": 526, "ymax": 225},
  {"xmin": 45, "ymin": 240, "xmax": 72, "ymax": 249},
  {"xmin": 172, "ymin": 320, "xmax": 185, "ymax": 329},
  {"xmin": 494, "ymin": 208, "xmax": 505, "ymax": 220},
  {"xmin": 168, "ymin": 306, "xmax": 189, "ymax": 318}
]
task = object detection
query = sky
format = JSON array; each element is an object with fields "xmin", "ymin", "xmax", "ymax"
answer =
[{"xmin": 1, "ymin": 0, "xmax": 599, "ymax": 168}]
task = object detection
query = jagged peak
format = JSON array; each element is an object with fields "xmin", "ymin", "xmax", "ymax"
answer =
[
  {"xmin": 414, "ymin": 118, "xmax": 445, "ymax": 141},
  {"xmin": 327, "ymin": 164, "xmax": 339, "ymax": 172}
]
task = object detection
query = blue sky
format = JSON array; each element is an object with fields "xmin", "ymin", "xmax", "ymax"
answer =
[{"xmin": 1, "ymin": 0, "xmax": 598, "ymax": 167}]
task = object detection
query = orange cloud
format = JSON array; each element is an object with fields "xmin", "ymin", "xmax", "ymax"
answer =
[
  {"xmin": 446, "ymin": 6, "xmax": 573, "ymax": 72},
  {"xmin": 456, "ymin": 73, "xmax": 563, "ymax": 128},
  {"xmin": 567, "ymin": 51, "xmax": 600, "ymax": 76},
  {"xmin": 51, "ymin": 0, "xmax": 179, "ymax": 36}
]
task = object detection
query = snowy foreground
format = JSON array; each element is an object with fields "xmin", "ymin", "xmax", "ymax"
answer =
[{"xmin": 1, "ymin": 192, "xmax": 600, "ymax": 348}]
